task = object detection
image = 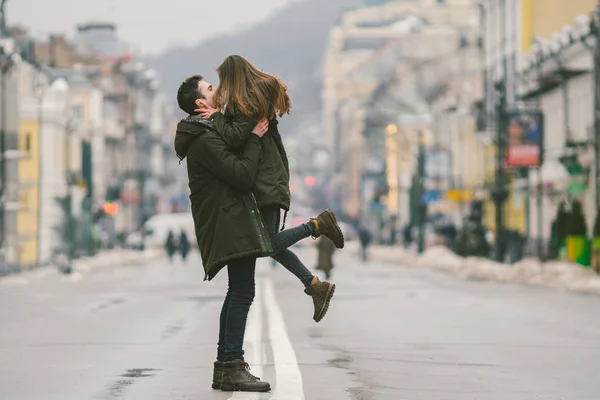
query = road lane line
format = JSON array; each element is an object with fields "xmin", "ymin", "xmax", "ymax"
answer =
[
  {"xmin": 229, "ymin": 279, "xmax": 266, "ymax": 400},
  {"xmin": 263, "ymin": 277, "xmax": 305, "ymax": 400}
]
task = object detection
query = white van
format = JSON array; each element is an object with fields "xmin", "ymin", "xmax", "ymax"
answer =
[{"xmin": 142, "ymin": 213, "xmax": 196, "ymax": 249}]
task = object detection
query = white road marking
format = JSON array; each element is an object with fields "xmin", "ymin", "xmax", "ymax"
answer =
[
  {"xmin": 229, "ymin": 279, "xmax": 266, "ymax": 400},
  {"xmin": 263, "ymin": 277, "xmax": 305, "ymax": 400}
]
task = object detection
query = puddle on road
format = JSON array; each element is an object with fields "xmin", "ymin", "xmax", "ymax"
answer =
[
  {"xmin": 90, "ymin": 298, "xmax": 126, "ymax": 313},
  {"xmin": 328, "ymin": 356, "xmax": 353, "ymax": 369},
  {"xmin": 161, "ymin": 323, "xmax": 184, "ymax": 340},
  {"xmin": 106, "ymin": 379, "xmax": 133, "ymax": 399},
  {"xmin": 120, "ymin": 368, "xmax": 159, "ymax": 378},
  {"xmin": 172, "ymin": 295, "xmax": 224, "ymax": 303},
  {"xmin": 102, "ymin": 368, "xmax": 159, "ymax": 399}
]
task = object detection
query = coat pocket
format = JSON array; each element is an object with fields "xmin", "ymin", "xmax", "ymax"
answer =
[{"xmin": 222, "ymin": 198, "xmax": 239, "ymax": 212}]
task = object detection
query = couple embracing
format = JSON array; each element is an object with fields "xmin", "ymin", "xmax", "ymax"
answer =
[{"xmin": 174, "ymin": 55, "xmax": 344, "ymax": 392}]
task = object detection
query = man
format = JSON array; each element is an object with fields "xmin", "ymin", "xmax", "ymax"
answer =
[
  {"xmin": 174, "ymin": 75, "xmax": 341, "ymax": 392},
  {"xmin": 175, "ymin": 75, "xmax": 272, "ymax": 392}
]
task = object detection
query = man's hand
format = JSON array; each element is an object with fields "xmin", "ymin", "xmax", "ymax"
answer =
[
  {"xmin": 195, "ymin": 100, "xmax": 219, "ymax": 119},
  {"xmin": 252, "ymin": 120, "xmax": 269, "ymax": 138}
]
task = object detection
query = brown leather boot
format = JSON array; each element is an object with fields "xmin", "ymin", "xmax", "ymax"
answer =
[
  {"xmin": 220, "ymin": 360, "xmax": 270, "ymax": 392},
  {"xmin": 311, "ymin": 209, "xmax": 344, "ymax": 249},
  {"xmin": 304, "ymin": 277, "xmax": 336, "ymax": 322}
]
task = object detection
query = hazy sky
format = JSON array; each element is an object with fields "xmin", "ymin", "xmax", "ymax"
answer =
[{"xmin": 9, "ymin": 0, "xmax": 294, "ymax": 55}]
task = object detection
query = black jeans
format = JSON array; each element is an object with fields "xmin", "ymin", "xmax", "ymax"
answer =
[
  {"xmin": 217, "ymin": 256, "xmax": 256, "ymax": 362},
  {"xmin": 216, "ymin": 207, "xmax": 315, "ymax": 362},
  {"xmin": 261, "ymin": 205, "xmax": 315, "ymax": 287}
]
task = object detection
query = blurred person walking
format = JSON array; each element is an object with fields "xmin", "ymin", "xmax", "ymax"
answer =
[
  {"xmin": 315, "ymin": 236, "xmax": 336, "ymax": 279},
  {"xmin": 165, "ymin": 230, "xmax": 178, "ymax": 262},
  {"xmin": 179, "ymin": 230, "xmax": 191, "ymax": 262},
  {"xmin": 356, "ymin": 221, "xmax": 373, "ymax": 262}
]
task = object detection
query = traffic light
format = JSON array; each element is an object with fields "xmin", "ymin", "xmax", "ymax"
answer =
[
  {"xmin": 103, "ymin": 201, "xmax": 119, "ymax": 216},
  {"xmin": 304, "ymin": 175, "xmax": 316, "ymax": 187}
]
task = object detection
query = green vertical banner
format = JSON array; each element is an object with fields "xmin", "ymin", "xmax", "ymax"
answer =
[{"xmin": 566, "ymin": 236, "xmax": 590, "ymax": 267}]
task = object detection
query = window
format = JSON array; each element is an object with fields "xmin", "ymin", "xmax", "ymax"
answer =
[
  {"xmin": 72, "ymin": 105, "xmax": 84, "ymax": 121},
  {"xmin": 25, "ymin": 134, "xmax": 31, "ymax": 153}
]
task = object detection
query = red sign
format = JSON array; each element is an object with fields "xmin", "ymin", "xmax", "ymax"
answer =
[
  {"xmin": 505, "ymin": 110, "xmax": 544, "ymax": 168},
  {"xmin": 507, "ymin": 144, "xmax": 539, "ymax": 167}
]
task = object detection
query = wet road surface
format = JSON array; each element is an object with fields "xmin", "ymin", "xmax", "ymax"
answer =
[{"xmin": 1, "ymin": 243, "xmax": 600, "ymax": 399}]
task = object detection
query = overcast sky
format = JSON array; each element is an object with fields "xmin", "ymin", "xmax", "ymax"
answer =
[{"xmin": 9, "ymin": 0, "xmax": 294, "ymax": 55}]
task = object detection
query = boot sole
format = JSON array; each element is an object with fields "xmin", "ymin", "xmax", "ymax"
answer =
[
  {"xmin": 315, "ymin": 283, "xmax": 335, "ymax": 322},
  {"xmin": 323, "ymin": 209, "xmax": 345, "ymax": 249},
  {"xmin": 220, "ymin": 384, "xmax": 271, "ymax": 392}
]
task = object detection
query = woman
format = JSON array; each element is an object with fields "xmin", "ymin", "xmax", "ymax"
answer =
[{"xmin": 198, "ymin": 55, "xmax": 343, "ymax": 314}]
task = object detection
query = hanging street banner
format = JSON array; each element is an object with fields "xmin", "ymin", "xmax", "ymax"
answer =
[{"xmin": 505, "ymin": 110, "xmax": 544, "ymax": 168}]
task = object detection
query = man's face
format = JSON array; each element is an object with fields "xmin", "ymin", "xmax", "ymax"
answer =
[{"xmin": 196, "ymin": 80, "xmax": 215, "ymax": 108}]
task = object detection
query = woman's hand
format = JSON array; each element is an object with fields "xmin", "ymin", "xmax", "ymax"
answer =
[
  {"xmin": 195, "ymin": 100, "xmax": 219, "ymax": 119},
  {"xmin": 251, "ymin": 119, "xmax": 269, "ymax": 138}
]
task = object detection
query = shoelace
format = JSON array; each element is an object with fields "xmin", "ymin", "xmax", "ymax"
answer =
[{"xmin": 240, "ymin": 362, "xmax": 258, "ymax": 381}]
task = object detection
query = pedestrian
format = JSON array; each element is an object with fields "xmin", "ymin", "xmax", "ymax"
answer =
[
  {"xmin": 179, "ymin": 230, "xmax": 191, "ymax": 262},
  {"xmin": 165, "ymin": 230, "xmax": 177, "ymax": 262},
  {"xmin": 176, "ymin": 71, "xmax": 344, "ymax": 393},
  {"xmin": 356, "ymin": 221, "xmax": 372, "ymax": 261},
  {"xmin": 403, "ymin": 224, "xmax": 412, "ymax": 249},
  {"xmin": 315, "ymin": 236, "xmax": 336, "ymax": 279}
]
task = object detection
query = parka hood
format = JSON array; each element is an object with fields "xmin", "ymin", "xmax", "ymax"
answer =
[{"xmin": 174, "ymin": 115, "xmax": 215, "ymax": 162}]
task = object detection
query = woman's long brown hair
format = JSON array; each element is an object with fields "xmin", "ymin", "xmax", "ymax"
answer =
[{"xmin": 213, "ymin": 55, "xmax": 292, "ymax": 120}]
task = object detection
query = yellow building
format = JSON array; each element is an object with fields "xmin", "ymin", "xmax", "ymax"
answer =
[
  {"xmin": 17, "ymin": 119, "xmax": 40, "ymax": 266},
  {"xmin": 521, "ymin": 0, "xmax": 597, "ymax": 51}
]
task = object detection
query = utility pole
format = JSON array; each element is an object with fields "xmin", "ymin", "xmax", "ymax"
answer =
[
  {"xmin": 594, "ymin": 1, "xmax": 600, "ymax": 212},
  {"xmin": 0, "ymin": 0, "xmax": 7, "ymax": 37},
  {"xmin": 490, "ymin": 0, "xmax": 510, "ymax": 262},
  {"xmin": 0, "ymin": 48, "xmax": 13, "ymax": 263},
  {"xmin": 63, "ymin": 121, "xmax": 76, "ymax": 274},
  {"xmin": 492, "ymin": 81, "xmax": 509, "ymax": 262},
  {"xmin": 0, "ymin": 51, "xmax": 6, "ymax": 260},
  {"xmin": 416, "ymin": 130, "xmax": 426, "ymax": 254}
]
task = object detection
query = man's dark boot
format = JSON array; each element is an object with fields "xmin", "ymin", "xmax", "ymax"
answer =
[
  {"xmin": 212, "ymin": 361, "xmax": 223, "ymax": 389},
  {"xmin": 213, "ymin": 360, "xmax": 261, "ymax": 389},
  {"xmin": 311, "ymin": 209, "xmax": 345, "ymax": 249},
  {"xmin": 304, "ymin": 277, "xmax": 336, "ymax": 322},
  {"xmin": 220, "ymin": 360, "xmax": 270, "ymax": 392}
]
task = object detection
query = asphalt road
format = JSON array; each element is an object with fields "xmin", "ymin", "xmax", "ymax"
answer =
[{"xmin": 1, "ymin": 243, "xmax": 600, "ymax": 400}]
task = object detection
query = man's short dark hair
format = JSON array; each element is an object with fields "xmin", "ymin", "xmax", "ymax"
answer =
[{"xmin": 177, "ymin": 75, "xmax": 205, "ymax": 115}]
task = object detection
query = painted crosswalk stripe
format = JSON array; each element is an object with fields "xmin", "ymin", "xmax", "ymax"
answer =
[{"xmin": 263, "ymin": 277, "xmax": 305, "ymax": 400}]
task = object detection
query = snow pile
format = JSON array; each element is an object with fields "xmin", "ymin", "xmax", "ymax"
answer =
[
  {"xmin": 75, "ymin": 248, "xmax": 163, "ymax": 270},
  {"xmin": 370, "ymin": 244, "xmax": 600, "ymax": 295}
]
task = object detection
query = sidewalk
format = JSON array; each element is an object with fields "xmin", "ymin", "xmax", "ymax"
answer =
[
  {"xmin": 356, "ymin": 241, "xmax": 600, "ymax": 296},
  {"xmin": 0, "ymin": 248, "xmax": 164, "ymax": 284},
  {"xmin": 73, "ymin": 248, "xmax": 164, "ymax": 271}
]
